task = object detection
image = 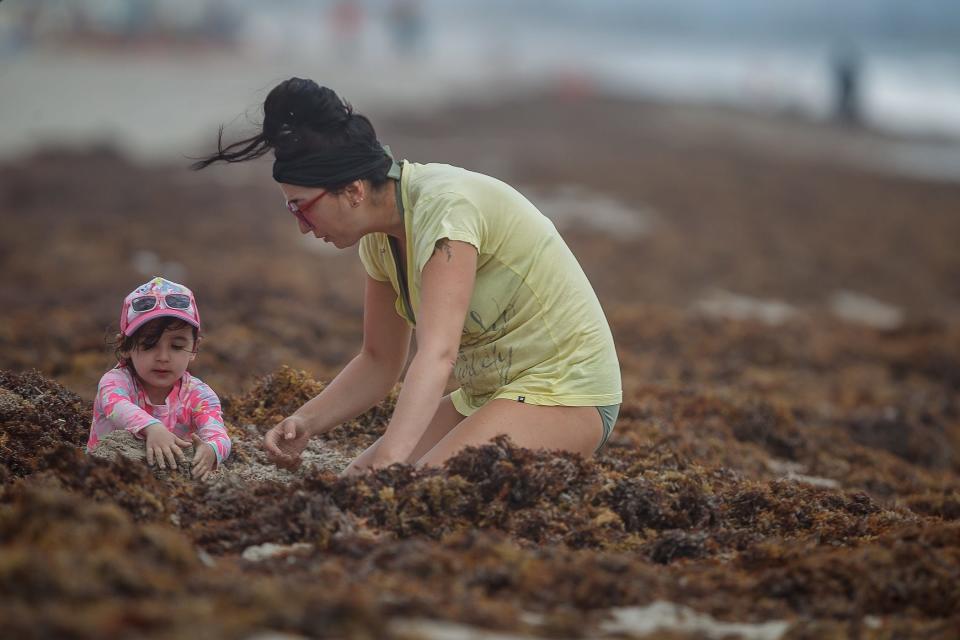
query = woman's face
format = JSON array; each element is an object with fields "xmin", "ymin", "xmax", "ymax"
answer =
[{"xmin": 279, "ymin": 183, "xmax": 363, "ymax": 249}]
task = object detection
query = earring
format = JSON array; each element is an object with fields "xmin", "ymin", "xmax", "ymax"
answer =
[{"xmin": 351, "ymin": 201, "xmax": 360, "ymax": 208}]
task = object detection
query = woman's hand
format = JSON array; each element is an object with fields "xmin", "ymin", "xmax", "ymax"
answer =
[
  {"xmin": 191, "ymin": 434, "xmax": 217, "ymax": 481},
  {"xmin": 264, "ymin": 415, "xmax": 312, "ymax": 469},
  {"xmin": 340, "ymin": 444, "xmax": 405, "ymax": 477},
  {"xmin": 143, "ymin": 423, "xmax": 191, "ymax": 470}
]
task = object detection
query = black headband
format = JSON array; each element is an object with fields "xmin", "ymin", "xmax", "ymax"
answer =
[{"xmin": 272, "ymin": 141, "xmax": 392, "ymax": 187}]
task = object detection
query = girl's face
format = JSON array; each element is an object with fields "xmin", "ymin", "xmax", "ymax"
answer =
[
  {"xmin": 280, "ymin": 183, "xmax": 365, "ymax": 249},
  {"xmin": 126, "ymin": 325, "xmax": 196, "ymax": 402}
]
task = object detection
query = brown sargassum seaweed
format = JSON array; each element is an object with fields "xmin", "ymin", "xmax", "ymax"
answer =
[
  {"xmin": 2, "ymin": 360, "xmax": 959, "ymax": 639},
  {"xmin": 5, "ymin": 100, "xmax": 960, "ymax": 638}
]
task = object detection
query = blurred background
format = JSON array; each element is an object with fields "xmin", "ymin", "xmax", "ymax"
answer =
[
  {"xmin": 3, "ymin": 0, "xmax": 960, "ymax": 159},
  {"xmin": 2, "ymin": 0, "xmax": 960, "ymax": 402}
]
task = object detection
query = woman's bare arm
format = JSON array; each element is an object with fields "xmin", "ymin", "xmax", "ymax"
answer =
[
  {"xmin": 362, "ymin": 239, "xmax": 477, "ymax": 467},
  {"xmin": 264, "ymin": 276, "xmax": 412, "ymax": 462}
]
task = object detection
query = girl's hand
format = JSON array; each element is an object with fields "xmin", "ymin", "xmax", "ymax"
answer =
[
  {"xmin": 143, "ymin": 423, "xmax": 191, "ymax": 470},
  {"xmin": 191, "ymin": 434, "xmax": 217, "ymax": 481},
  {"xmin": 264, "ymin": 415, "xmax": 312, "ymax": 469}
]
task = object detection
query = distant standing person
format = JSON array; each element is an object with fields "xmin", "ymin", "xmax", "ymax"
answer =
[
  {"xmin": 832, "ymin": 47, "xmax": 862, "ymax": 125},
  {"xmin": 329, "ymin": 0, "xmax": 364, "ymax": 60},
  {"xmin": 193, "ymin": 79, "xmax": 621, "ymax": 474},
  {"xmin": 387, "ymin": 0, "xmax": 424, "ymax": 56}
]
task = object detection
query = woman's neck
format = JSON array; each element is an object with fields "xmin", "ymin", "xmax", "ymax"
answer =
[{"xmin": 371, "ymin": 179, "xmax": 405, "ymax": 240}]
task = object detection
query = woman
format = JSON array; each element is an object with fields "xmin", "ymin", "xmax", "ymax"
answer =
[{"xmin": 194, "ymin": 78, "xmax": 621, "ymax": 474}]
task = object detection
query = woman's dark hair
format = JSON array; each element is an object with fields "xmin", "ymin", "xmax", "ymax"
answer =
[
  {"xmin": 190, "ymin": 78, "xmax": 392, "ymax": 192},
  {"xmin": 111, "ymin": 317, "xmax": 199, "ymax": 368}
]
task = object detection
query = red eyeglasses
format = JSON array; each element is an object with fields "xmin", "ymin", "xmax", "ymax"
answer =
[{"xmin": 285, "ymin": 190, "xmax": 329, "ymax": 227}]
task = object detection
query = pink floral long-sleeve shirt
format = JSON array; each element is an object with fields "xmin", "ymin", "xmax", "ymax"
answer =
[{"xmin": 88, "ymin": 366, "xmax": 231, "ymax": 465}]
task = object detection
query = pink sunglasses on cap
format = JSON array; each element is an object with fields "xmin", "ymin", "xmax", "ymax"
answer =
[{"xmin": 120, "ymin": 277, "xmax": 200, "ymax": 336}]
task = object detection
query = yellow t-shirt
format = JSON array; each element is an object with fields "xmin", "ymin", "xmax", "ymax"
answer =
[{"xmin": 359, "ymin": 161, "xmax": 622, "ymax": 415}]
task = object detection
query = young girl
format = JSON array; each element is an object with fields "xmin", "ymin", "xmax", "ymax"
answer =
[{"xmin": 88, "ymin": 277, "xmax": 231, "ymax": 480}]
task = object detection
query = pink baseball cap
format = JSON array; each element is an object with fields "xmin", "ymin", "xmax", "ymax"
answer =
[{"xmin": 120, "ymin": 277, "xmax": 201, "ymax": 336}]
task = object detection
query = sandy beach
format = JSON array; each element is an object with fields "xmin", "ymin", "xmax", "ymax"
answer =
[{"xmin": 2, "ymin": 84, "xmax": 959, "ymax": 638}]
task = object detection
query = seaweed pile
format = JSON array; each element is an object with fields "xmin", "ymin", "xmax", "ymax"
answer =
[
  {"xmin": 2, "ymin": 354, "xmax": 958, "ymax": 638},
  {"xmin": 3, "ymin": 95, "xmax": 960, "ymax": 637}
]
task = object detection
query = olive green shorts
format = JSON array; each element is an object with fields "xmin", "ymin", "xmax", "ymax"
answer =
[{"xmin": 595, "ymin": 404, "xmax": 620, "ymax": 453}]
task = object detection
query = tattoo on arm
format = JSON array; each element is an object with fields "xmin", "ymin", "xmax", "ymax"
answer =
[{"xmin": 434, "ymin": 239, "xmax": 453, "ymax": 262}]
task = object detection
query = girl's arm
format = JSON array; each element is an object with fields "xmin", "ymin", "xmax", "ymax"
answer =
[
  {"xmin": 366, "ymin": 239, "xmax": 477, "ymax": 467},
  {"xmin": 264, "ymin": 276, "xmax": 413, "ymax": 462},
  {"xmin": 96, "ymin": 370, "xmax": 163, "ymax": 436},
  {"xmin": 189, "ymin": 382, "xmax": 231, "ymax": 465}
]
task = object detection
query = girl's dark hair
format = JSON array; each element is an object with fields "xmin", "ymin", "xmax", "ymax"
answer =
[
  {"xmin": 190, "ymin": 78, "xmax": 391, "ymax": 191},
  {"xmin": 111, "ymin": 317, "xmax": 199, "ymax": 368}
]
